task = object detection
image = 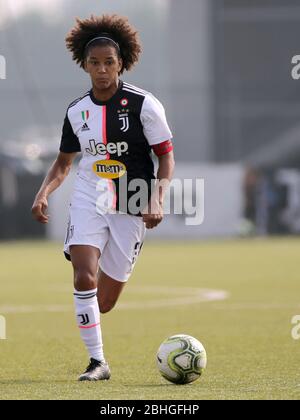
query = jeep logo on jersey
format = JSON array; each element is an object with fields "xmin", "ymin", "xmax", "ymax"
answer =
[
  {"xmin": 86, "ymin": 139, "xmax": 128, "ymax": 157},
  {"xmin": 93, "ymin": 159, "xmax": 127, "ymax": 179}
]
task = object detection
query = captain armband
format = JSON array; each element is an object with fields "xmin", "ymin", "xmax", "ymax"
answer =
[{"xmin": 152, "ymin": 140, "xmax": 173, "ymax": 157}]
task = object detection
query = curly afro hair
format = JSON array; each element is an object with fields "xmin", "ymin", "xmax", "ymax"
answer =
[{"xmin": 65, "ymin": 14, "xmax": 142, "ymax": 74}]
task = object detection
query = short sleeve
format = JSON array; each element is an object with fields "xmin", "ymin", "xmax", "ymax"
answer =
[
  {"xmin": 140, "ymin": 94, "xmax": 173, "ymax": 146},
  {"xmin": 59, "ymin": 113, "xmax": 81, "ymax": 153}
]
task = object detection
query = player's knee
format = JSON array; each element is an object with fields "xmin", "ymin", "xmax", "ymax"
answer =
[
  {"xmin": 74, "ymin": 270, "xmax": 97, "ymax": 291},
  {"xmin": 99, "ymin": 300, "xmax": 116, "ymax": 314}
]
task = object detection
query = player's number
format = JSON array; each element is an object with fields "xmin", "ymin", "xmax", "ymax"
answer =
[{"xmin": 132, "ymin": 242, "xmax": 143, "ymax": 265}]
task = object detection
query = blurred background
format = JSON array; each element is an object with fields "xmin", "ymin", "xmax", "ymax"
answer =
[{"xmin": 1, "ymin": 0, "xmax": 300, "ymax": 240}]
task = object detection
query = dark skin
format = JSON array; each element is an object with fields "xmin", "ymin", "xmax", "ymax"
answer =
[
  {"xmin": 32, "ymin": 44, "xmax": 175, "ymax": 312},
  {"xmin": 84, "ymin": 44, "xmax": 123, "ymax": 101}
]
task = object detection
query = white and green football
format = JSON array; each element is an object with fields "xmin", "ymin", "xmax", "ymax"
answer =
[{"xmin": 156, "ymin": 334, "xmax": 207, "ymax": 385}]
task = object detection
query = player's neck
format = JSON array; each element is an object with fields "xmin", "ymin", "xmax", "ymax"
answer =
[{"xmin": 92, "ymin": 79, "xmax": 120, "ymax": 102}]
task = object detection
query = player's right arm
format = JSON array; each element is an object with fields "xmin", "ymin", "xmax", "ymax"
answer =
[{"xmin": 31, "ymin": 151, "xmax": 77, "ymax": 224}]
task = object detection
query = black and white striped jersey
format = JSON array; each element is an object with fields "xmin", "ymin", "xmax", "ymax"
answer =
[{"xmin": 59, "ymin": 80, "xmax": 173, "ymax": 215}]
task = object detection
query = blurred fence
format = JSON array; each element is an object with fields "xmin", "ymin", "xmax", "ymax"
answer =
[
  {"xmin": 47, "ymin": 163, "xmax": 244, "ymax": 241},
  {"xmin": 2, "ymin": 0, "xmax": 300, "ymax": 240},
  {"xmin": 0, "ymin": 164, "xmax": 46, "ymax": 239}
]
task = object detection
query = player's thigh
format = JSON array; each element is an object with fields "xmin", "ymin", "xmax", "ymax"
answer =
[
  {"xmin": 70, "ymin": 245, "xmax": 101, "ymax": 291},
  {"xmin": 100, "ymin": 214, "xmax": 146, "ymax": 282},
  {"xmin": 97, "ymin": 270, "xmax": 126, "ymax": 313}
]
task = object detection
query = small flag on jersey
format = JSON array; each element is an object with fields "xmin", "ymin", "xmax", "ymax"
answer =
[{"xmin": 81, "ymin": 110, "xmax": 89, "ymax": 121}]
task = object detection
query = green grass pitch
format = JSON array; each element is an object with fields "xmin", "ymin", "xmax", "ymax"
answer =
[{"xmin": 0, "ymin": 238, "xmax": 299, "ymax": 400}]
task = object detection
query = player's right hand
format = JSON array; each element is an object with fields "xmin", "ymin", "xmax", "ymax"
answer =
[{"xmin": 31, "ymin": 196, "xmax": 50, "ymax": 224}]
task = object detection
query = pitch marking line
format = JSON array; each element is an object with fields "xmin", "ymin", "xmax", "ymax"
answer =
[{"xmin": 0, "ymin": 287, "xmax": 229, "ymax": 314}]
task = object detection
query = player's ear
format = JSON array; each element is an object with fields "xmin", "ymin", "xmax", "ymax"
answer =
[
  {"xmin": 118, "ymin": 58, "xmax": 123, "ymax": 73},
  {"xmin": 83, "ymin": 59, "xmax": 89, "ymax": 73}
]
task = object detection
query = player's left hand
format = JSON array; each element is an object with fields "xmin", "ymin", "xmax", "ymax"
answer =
[{"xmin": 142, "ymin": 200, "xmax": 164, "ymax": 229}]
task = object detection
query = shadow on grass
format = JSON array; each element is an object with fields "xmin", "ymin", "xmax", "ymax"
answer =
[
  {"xmin": 0, "ymin": 379, "xmax": 74, "ymax": 385},
  {"xmin": 0, "ymin": 380, "xmax": 192, "ymax": 389},
  {"xmin": 125, "ymin": 383, "xmax": 193, "ymax": 388}
]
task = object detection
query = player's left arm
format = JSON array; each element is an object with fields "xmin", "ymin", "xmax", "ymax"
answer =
[
  {"xmin": 142, "ymin": 143, "xmax": 175, "ymax": 229},
  {"xmin": 141, "ymin": 94, "xmax": 174, "ymax": 228}
]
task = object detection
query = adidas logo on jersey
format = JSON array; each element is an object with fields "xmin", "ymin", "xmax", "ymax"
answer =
[
  {"xmin": 81, "ymin": 123, "xmax": 90, "ymax": 132},
  {"xmin": 86, "ymin": 139, "xmax": 129, "ymax": 157}
]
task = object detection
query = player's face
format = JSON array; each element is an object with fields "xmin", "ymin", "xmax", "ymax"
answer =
[{"xmin": 85, "ymin": 45, "xmax": 122, "ymax": 91}]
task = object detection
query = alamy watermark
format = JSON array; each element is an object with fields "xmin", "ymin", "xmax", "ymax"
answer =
[
  {"xmin": 291, "ymin": 55, "xmax": 300, "ymax": 80},
  {"xmin": 0, "ymin": 315, "xmax": 6, "ymax": 340},
  {"xmin": 291, "ymin": 315, "xmax": 300, "ymax": 340},
  {"xmin": 95, "ymin": 176, "xmax": 204, "ymax": 226},
  {"xmin": 0, "ymin": 55, "xmax": 6, "ymax": 80}
]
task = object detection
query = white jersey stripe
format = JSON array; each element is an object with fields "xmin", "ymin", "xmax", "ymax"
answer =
[
  {"xmin": 122, "ymin": 88, "xmax": 146, "ymax": 97},
  {"xmin": 68, "ymin": 92, "xmax": 90, "ymax": 110},
  {"xmin": 123, "ymin": 83, "xmax": 148, "ymax": 95}
]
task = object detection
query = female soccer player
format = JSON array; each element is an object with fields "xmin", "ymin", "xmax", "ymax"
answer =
[{"xmin": 31, "ymin": 14, "xmax": 174, "ymax": 381}]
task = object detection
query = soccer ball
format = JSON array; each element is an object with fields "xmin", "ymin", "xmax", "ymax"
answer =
[{"xmin": 156, "ymin": 334, "xmax": 207, "ymax": 385}]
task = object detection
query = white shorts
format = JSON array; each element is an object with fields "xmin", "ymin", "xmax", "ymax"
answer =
[{"xmin": 63, "ymin": 204, "xmax": 146, "ymax": 282}]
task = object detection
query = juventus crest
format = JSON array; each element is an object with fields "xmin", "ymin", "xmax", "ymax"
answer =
[{"xmin": 118, "ymin": 112, "xmax": 129, "ymax": 132}]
